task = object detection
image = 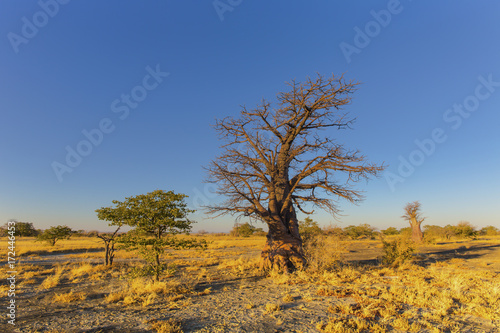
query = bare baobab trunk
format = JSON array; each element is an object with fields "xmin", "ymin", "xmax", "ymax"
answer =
[
  {"xmin": 402, "ymin": 201, "xmax": 425, "ymax": 243},
  {"xmin": 260, "ymin": 215, "xmax": 306, "ymax": 272},
  {"xmin": 410, "ymin": 217, "xmax": 424, "ymax": 243},
  {"xmin": 206, "ymin": 74, "xmax": 386, "ymax": 273}
]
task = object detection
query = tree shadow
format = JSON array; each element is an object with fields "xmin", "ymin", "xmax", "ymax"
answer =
[
  {"xmin": 416, "ymin": 243, "xmax": 500, "ymax": 266},
  {"xmin": 194, "ymin": 274, "xmax": 266, "ymax": 293}
]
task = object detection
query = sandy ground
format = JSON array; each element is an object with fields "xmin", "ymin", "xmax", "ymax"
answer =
[{"xmin": 3, "ymin": 240, "xmax": 500, "ymax": 333}]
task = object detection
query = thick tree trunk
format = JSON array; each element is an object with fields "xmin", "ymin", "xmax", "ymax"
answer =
[
  {"xmin": 259, "ymin": 215, "xmax": 306, "ymax": 272},
  {"xmin": 410, "ymin": 218, "xmax": 423, "ymax": 243}
]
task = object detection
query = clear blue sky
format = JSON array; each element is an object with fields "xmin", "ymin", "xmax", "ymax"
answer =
[{"xmin": 1, "ymin": 1, "xmax": 499, "ymax": 232}]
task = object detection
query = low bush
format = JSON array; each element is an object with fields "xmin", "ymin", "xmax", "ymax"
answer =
[
  {"xmin": 303, "ymin": 234, "xmax": 342, "ymax": 272},
  {"xmin": 381, "ymin": 227, "xmax": 399, "ymax": 235},
  {"xmin": 299, "ymin": 217, "xmax": 323, "ymax": 242},
  {"xmin": 480, "ymin": 225, "xmax": 499, "ymax": 236},
  {"xmin": 380, "ymin": 236, "xmax": 415, "ymax": 267},
  {"xmin": 230, "ymin": 222, "xmax": 265, "ymax": 237},
  {"xmin": 344, "ymin": 224, "xmax": 377, "ymax": 240}
]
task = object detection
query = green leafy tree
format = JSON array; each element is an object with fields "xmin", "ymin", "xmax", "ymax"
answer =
[
  {"xmin": 230, "ymin": 222, "xmax": 264, "ymax": 237},
  {"xmin": 37, "ymin": 225, "xmax": 74, "ymax": 246},
  {"xmin": 422, "ymin": 225, "xmax": 445, "ymax": 243},
  {"xmin": 96, "ymin": 227, "xmax": 121, "ymax": 266},
  {"xmin": 323, "ymin": 224, "xmax": 346, "ymax": 238},
  {"xmin": 15, "ymin": 221, "xmax": 39, "ymax": 237},
  {"xmin": 399, "ymin": 227, "xmax": 412, "ymax": 239},
  {"xmin": 381, "ymin": 227, "xmax": 399, "ymax": 236},
  {"xmin": 344, "ymin": 224, "xmax": 377, "ymax": 239},
  {"xmin": 298, "ymin": 217, "xmax": 323, "ymax": 242},
  {"xmin": 453, "ymin": 221, "xmax": 477, "ymax": 239},
  {"xmin": 1, "ymin": 221, "xmax": 39, "ymax": 237},
  {"xmin": 96, "ymin": 190, "xmax": 206, "ymax": 281},
  {"xmin": 480, "ymin": 226, "xmax": 499, "ymax": 236},
  {"xmin": 442, "ymin": 225, "xmax": 457, "ymax": 240}
]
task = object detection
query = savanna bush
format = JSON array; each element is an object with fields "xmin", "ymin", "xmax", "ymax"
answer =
[
  {"xmin": 322, "ymin": 225, "xmax": 347, "ymax": 239},
  {"xmin": 453, "ymin": 221, "xmax": 477, "ymax": 239},
  {"xmin": 230, "ymin": 222, "xmax": 265, "ymax": 237},
  {"xmin": 344, "ymin": 224, "xmax": 377, "ymax": 240},
  {"xmin": 424, "ymin": 222, "xmax": 478, "ymax": 242},
  {"xmin": 381, "ymin": 227, "xmax": 399, "ymax": 235},
  {"xmin": 303, "ymin": 234, "xmax": 342, "ymax": 272},
  {"xmin": 480, "ymin": 225, "xmax": 499, "ymax": 236},
  {"xmin": 299, "ymin": 217, "xmax": 323, "ymax": 242},
  {"xmin": 381, "ymin": 236, "xmax": 415, "ymax": 267}
]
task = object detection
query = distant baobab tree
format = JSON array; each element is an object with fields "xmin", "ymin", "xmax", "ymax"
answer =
[
  {"xmin": 205, "ymin": 74, "xmax": 385, "ymax": 271},
  {"xmin": 402, "ymin": 201, "xmax": 425, "ymax": 243}
]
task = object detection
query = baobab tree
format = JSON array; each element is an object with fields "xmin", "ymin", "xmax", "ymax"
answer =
[
  {"xmin": 402, "ymin": 201, "xmax": 425, "ymax": 243},
  {"xmin": 205, "ymin": 74, "xmax": 385, "ymax": 271}
]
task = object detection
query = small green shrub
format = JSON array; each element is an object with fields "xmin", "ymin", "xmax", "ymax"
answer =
[{"xmin": 381, "ymin": 237, "xmax": 415, "ymax": 267}]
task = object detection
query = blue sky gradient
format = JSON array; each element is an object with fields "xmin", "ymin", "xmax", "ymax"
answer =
[{"xmin": 1, "ymin": 1, "xmax": 499, "ymax": 232}]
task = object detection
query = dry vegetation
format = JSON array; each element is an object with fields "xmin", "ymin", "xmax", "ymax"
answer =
[{"xmin": 2, "ymin": 234, "xmax": 499, "ymax": 332}]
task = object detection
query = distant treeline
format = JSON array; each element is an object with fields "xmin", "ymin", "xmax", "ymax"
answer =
[
  {"xmin": 1, "ymin": 220, "xmax": 499, "ymax": 241},
  {"xmin": 225, "ymin": 219, "xmax": 500, "ymax": 242}
]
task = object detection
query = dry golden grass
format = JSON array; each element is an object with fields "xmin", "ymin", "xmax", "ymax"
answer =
[
  {"xmin": 39, "ymin": 265, "xmax": 66, "ymax": 289},
  {"xmin": 7, "ymin": 234, "xmax": 500, "ymax": 332},
  {"xmin": 245, "ymin": 302, "xmax": 255, "ymax": 309},
  {"xmin": 292, "ymin": 261, "xmax": 499, "ymax": 332},
  {"xmin": 282, "ymin": 293, "xmax": 294, "ymax": 302},
  {"xmin": 105, "ymin": 275, "xmax": 195, "ymax": 306},
  {"xmin": 195, "ymin": 234, "xmax": 265, "ymax": 250},
  {"xmin": 148, "ymin": 318, "xmax": 183, "ymax": 333},
  {"xmin": 2, "ymin": 237, "xmax": 102, "ymax": 257},
  {"xmin": 265, "ymin": 303, "xmax": 281, "ymax": 312},
  {"xmin": 217, "ymin": 256, "xmax": 260, "ymax": 276},
  {"xmin": 303, "ymin": 235, "xmax": 346, "ymax": 272},
  {"xmin": 53, "ymin": 291, "xmax": 87, "ymax": 303}
]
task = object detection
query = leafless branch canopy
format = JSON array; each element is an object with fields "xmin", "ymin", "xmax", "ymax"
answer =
[
  {"xmin": 206, "ymin": 74, "xmax": 385, "ymax": 223},
  {"xmin": 402, "ymin": 201, "xmax": 426, "ymax": 225}
]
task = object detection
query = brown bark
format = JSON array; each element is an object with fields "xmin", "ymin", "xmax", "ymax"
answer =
[
  {"xmin": 104, "ymin": 243, "xmax": 110, "ymax": 265},
  {"xmin": 97, "ymin": 226, "xmax": 120, "ymax": 266},
  {"xmin": 260, "ymin": 233, "xmax": 305, "ymax": 272},
  {"xmin": 403, "ymin": 201, "xmax": 425, "ymax": 243},
  {"xmin": 205, "ymin": 74, "xmax": 385, "ymax": 272},
  {"xmin": 410, "ymin": 217, "xmax": 423, "ymax": 243},
  {"xmin": 259, "ymin": 215, "xmax": 306, "ymax": 272},
  {"xmin": 109, "ymin": 242, "xmax": 115, "ymax": 266}
]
